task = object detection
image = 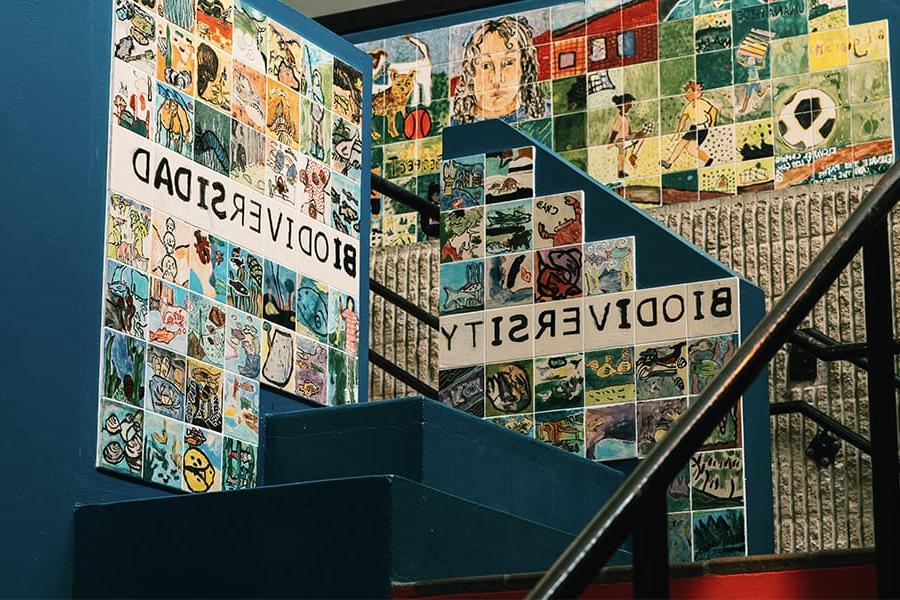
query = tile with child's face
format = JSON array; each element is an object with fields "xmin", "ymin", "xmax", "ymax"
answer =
[
  {"xmin": 585, "ymin": 403, "xmax": 637, "ymax": 461},
  {"xmin": 533, "ymin": 192, "xmax": 584, "ymax": 249},
  {"xmin": 485, "ymin": 147, "xmax": 535, "ymax": 203}
]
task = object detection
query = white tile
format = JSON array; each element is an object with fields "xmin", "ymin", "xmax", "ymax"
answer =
[
  {"xmin": 483, "ymin": 305, "xmax": 534, "ymax": 362},
  {"xmin": 534, "ymin": 298, "xmax": 584, "ymax": 357},
  {"xmin": 439, "ymin": 312, "xmax": 486, "ymax": 369},
  {"xmin": 584, "ymin": 290, "xmax": 636, "ymax": 350},
  {"xmin": 687, "ymin": 277, "xmax": 740, "ymax": 338},
  {"xmin": 634, "ymin": 284, "xmax": 689, "ymax": 344}
]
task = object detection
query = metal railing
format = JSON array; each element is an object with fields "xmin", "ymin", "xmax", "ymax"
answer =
[
  {"xmin": 367, "ymin": 175, "xmax": 440, "ymax": 401},
  {"xmin": 528, "ymin": 163, "xmax": 900, "ymax": 598}
]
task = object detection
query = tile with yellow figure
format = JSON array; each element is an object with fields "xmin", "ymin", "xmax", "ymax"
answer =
[
  {"xmin": 625, "ymin": 174, "xmax": 661, "ymax": 207},
  {"xmin": 416, "ymin": 136, "xmax": 443, "ymax": 176},
  {"xmin": 699, "ymin": 163, "xmax": 737, "ymax": 197},
  {"xmin": 659, "ymin": 132, "xmax": 699, "ymax": 173},
  {"xmin": 383, "ymin": 139, "xmax": 417, "ymax": 180},
  {"xmin": 268, "ymin": 20, "xmax": 305, "ymax": 93},
  {"xmin": 586, "ymin": 144, "xmax": 621, "ymax": 187},
  {"xmin": 735, "ymin": 157, "xmax": 774, "ymax": 193},
  {"xmin": 156, "ymin": 20, "xmax": 196, "ymax": 96},
  {"xmin": 809, "ymin": 27, "xmax": 849, "ymax": 72},
  {"xmin": 182, "ymin": 426, "xmax": 223, "ymax": 493},
  {"xmin": 196, "ymin": 41, "xmax": 232, "ymax": 112},
  {"xmin": 848, "ymin": 21, "xmax": 889, "ymax": 65},
  {"xmin": 266, "ymin": 78, "xmax": 300, "ymax": 149},
  {"xmin": 196, "ymin": 0, "xmax": 233, "ymax": 53}
]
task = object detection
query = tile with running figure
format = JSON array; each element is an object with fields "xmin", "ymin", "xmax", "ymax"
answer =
[
  {"xmin": 484, "ymin": 147, "xmax": 535, "ymax": 203},
  {"xmin": 690, "ymin": 449, "xmax": 744, "ymax": 510},
  {"xmin": 186, "ymin": 358, "xmax": 224, "ymax": 433},
  {"xmin": 534, "ymin": 353, "xmax": 584, "ymax": 412},
  {"xmin": 97, "ymin": 397, "xmax": 145, "ymax": 477},
  {"xmin": 485, "ymin": 359, "xmax": 534, "ymax": 417},
  {"xmin": 222, "ymin": 372, "xmax": 260, "ymax": 444},
  {"xmin": 533, "ymin": 192, "xmax": 583, "ymax": 249},
  {"xmin": 585, "ymin": 403, "xmax": 637, "ymax": 461},
  {"xmin": 636, "ymin": 396, "xmax": 687, "ymax": 457},
  {"xmin": 536, "ymin": 409, "xmax": 585, "ymax": 456},
  {"xmin": 439, "ymin": 365, "xmax": 485, "ymax": 417},
  {"xmin": 585, "ymin": 346, "xmax": 636, "ymax": 405},
  {"xmin": 485, "ymin": 200, "xmax": 532, "ymax": 256},
  {"xmin": 440, "ymin": 207, "xmax": 485, "ymax": 263}
]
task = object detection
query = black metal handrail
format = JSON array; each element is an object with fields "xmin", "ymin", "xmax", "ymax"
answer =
[
  {"xmin": 770, "ymin": 401, "xmax": 873, "ymax": 456},
  {"xmin": 529, "ymin": 163, "xmax": 900, "ymax": 598},
  {"xmin": 790, "ymin": 328, "xmax": 900, "ymax": 389},
  {"xmin": 371, "ymin": 174, "xmax": 440, "ymax": 238},
  {"xmin": 370, "ymin": 278, "xmax": 439, "ymax": 330}
]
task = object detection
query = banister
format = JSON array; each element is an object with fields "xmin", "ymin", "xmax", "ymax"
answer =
[{"xmin": 528, "ymin": 162, "xmax": 900, "ymax": 599}]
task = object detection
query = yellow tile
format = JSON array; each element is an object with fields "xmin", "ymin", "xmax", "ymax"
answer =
[
  {"xmin": 849, "ymin": 21, "xmax": 889, "ymax": 64},
  {"xmin": 809, "ymin": 28, "xmax": 850, "ymax": 72}
]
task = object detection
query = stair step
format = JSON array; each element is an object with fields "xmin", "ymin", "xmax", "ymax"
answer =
[
  {"xmin": 263, "ymin": 397, "xmax": 627, "ymax": 540},
  {"xmin": 73, "ymin": 475, "xmax": 576, "ymax": 598}
]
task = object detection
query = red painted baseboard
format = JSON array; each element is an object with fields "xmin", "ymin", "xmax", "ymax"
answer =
[{"xmin": 394, "ymin": 563, "xmax": 876, "ymax": 599}]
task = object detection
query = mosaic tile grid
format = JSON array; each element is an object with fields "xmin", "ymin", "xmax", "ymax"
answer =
[
  {"xmin": 359, "ymin": 0, "xmax": 892, "ymax": 246},
  {"xmin": 437, "ymin": 147, "xmax": 747, "ymax": 561},
  {"xmin": 102, "ymin": 0, "xmax": 364, "ymax": 492}
]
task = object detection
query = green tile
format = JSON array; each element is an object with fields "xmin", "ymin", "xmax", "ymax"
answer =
[
  {"xmin": 734, "ymin": 81, "xmax": 774, "ymax": 122},
  {"xmin": 553, "ymin": 111, "xmax": 588, "ymax": 151},
  {"xmin": 768, "ymin": 0, "xmax": 809, "ymax": 38},
  {"xmin": 810, "ymin": 68, "xmax": 850, "ymax": 107},
  {"xmin": 624, "ymin": 61, "xmax": 660, "ymax": 101},
  {"xmin": 660, "ymin": 56, "xmax": 696, "ymax": 97},
  {"xmin": 560, "ymin": 148, "xmax": 588, "ymax": 171},
  {"xmin": 660, "ymin": 95, "xmax": 686, "ymax": 134},
  {"xmin": 770, "ymin": 35, "xmax": 809, "ymax": 78},
  {"xmin": 659, "ymin": 18, "xmax": 695, "ymax": 58},
  {"xmin": 516, "ymin": 117, "xmax": 553, "ymax": 146},
  {"xmin": 587, "ymin": 106, "xmax": 618, "ymax": 146},
  {"xmin": 732, "ymin": 4, "xmax": 768, "ymax": 45},
  {"xmin": 697, "ymin": 50, "xmax": 734, "ymax": 90},
  {"xmin": 695, "ymin": 12, "xmax": 733, "ymax": 54},
  {"xmin": 851, "ymin": 101, "xmax": 892, "ymax": 144},
  {"xmin": 849, "ymin": 60, "xmax": 890, "ymax": 105},
  {"xmin": 552, "ymin": 75, "xmax": 587, "ymax": 115}
]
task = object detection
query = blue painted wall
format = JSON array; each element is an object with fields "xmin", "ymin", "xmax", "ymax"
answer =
[{"xmin": 0, "ymin": 1, "xmax": 369, "ymax": 596}]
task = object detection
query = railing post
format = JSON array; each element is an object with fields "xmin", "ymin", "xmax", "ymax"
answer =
[
  {"xmin": 862, "ymin": 220, "xmax": 900, "ymax": 599},
  {"xmin": 632, "ymin": 486, "xmax": 669, "ymax": 599}
]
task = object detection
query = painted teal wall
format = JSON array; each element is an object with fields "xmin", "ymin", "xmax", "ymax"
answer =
[{"xmin": 0, "ymin": 1, "xmax": 370, "ymax": 596}]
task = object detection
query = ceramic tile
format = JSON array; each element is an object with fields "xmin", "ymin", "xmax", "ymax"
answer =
[
  {"xmin": 686, "ymin": 278, "xmax": 740, "ymax": 337},
  {"xmin": 535, "ymin": 244, "xmax": 584, "ymax": 303},
  {"xmin": 485, "ymin": 359, "xmax": 534, "ymax": 416},
  {"xmin": 486, "ymin": 251, "xmax": 535, "ymax": 309},
  {"xmin": 439, "ymin": 365, "xmax": 485, "ymax": 417},
  {"xmin": 440, "ymin": 206, "xmax": 485, "ymax": 263},
  {"xmin": 439, "ymin": 312, "xmax": 486, "ymax": 368},
  {"xmin": 585, "ymin": 403, "xmax": 637, "ymax": 460},
  {"xmin": 534, "ymin": 298, "xmax": 584, "ymax": 357},
  {"xmin": 485, "ymin": 199, "xmax": 533, "ymax": 255},
  {"xmin": 636, "ymin": 396, "xmax": 687, "ymax": 456},
  {"xmin": 584, "ymin": 290, "xmax": 637, "ymax": 350},
  {"xmin": 534, "ymin": 352, "xmax": 585, "ymax": 412},
  {"xmin": 484, "ymin": 305, "xmax": 535, "ymax": 362},
  {"xmin": 585, "ymin": 346, "xmax": 636, "ymax": 405},
  {"xmin": 534, "ymin": 192, "xmax": 584, "ymax": 249},
  {"xmin": 535, "ymin": 409, "xmax": 585, "ymax": 456}
]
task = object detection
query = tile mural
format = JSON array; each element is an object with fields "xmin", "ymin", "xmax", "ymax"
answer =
[
  {"xmin": 358, "ymin": 0, "xmax": 893, "ymax": 245},
  {"xmin": 437, "ymin": 146, "xmax": 748, "ymax": 561},
  {"xmin": 102, "ymin": 0, "xmax": 365, "ymax": 493}
]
